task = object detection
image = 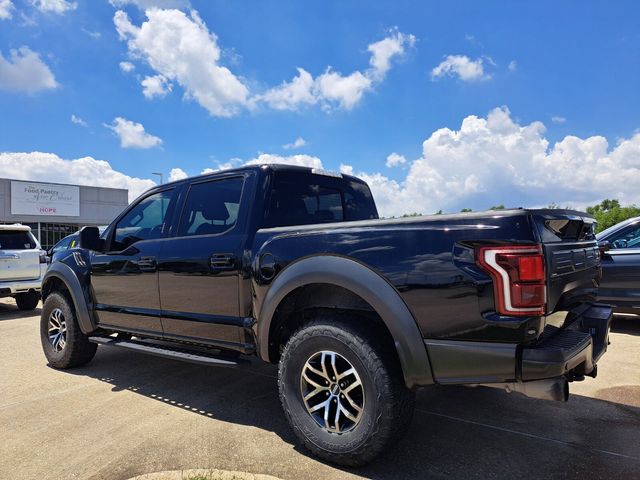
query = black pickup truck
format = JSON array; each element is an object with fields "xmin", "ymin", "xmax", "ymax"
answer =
[{"xmin": 41, "ymin": 164, "xmax": 612, "ymax": 466}]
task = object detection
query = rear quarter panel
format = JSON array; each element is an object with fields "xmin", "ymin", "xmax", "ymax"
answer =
[{"xmin": 250, "ymin": 212, "xmax": 540, "ymax": 343}]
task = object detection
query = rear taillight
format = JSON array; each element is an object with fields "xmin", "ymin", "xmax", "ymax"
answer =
[{"xmin": 476, "ymin": 245, "xmax": 546, "ymax": 316}]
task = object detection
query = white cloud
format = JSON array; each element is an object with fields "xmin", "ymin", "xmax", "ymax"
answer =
[
  {"xmin": 82, "ymin": 28, "xmax": 101, "ymax": 39},
  {"xmin": 210, "ymin": 153, "xmax": 323, "ymax": 172},
  {"xmin": 259, "ymin": 30, "xmax": 414, "ymax": 112},
  {"xmin": 119, "ymin": 61, "xmax": 135, "ymax": 73},
  {"xmin": 0, "ymin": 47, "xmax": 57, "ymax": 93},
  {"xmin": 343, "ymin": 107, "xmax": 640, "ymax": 217},
  {"xmin": 31, "ymin": 0, "xmax": 77, "ymax": 14},
  {"xmin": 0, "ymin": 0, "xmax": 14, "ymax": 20},
  {"xmin": 70, "ymin": 114, "xmax": 87, "ymax": 127},
  {"xmin": 173, "ymin": 153, "xmax": 323, "ymax": 178},
  {"xmin": 314, "ymin": 70, "xmax": 372, "ymax": 110},
  {"xmin": 109, "ymin": 0, "xmax": 190, "ymax": 9},
  {"xmin": 552, "ymin": 115, "xmax": 567, "ymax": 124},
  {"xmin": 283, "ymin": 137, "xmax": 307, "ymax": 150},
  {"xmin": 259, "ymin": 68, "xmax": 317, "ymax": 111},
  {"xmin": 141, "ymin": 74, "xmax": 172, "ymax": 99},
  {"xmin": 431, "ymin": 55, "xmax": 488, "ymax": 82},
  {"xmin": 168, "ymin": 167, "xmax": 188, "ymax": 182},
  {"xmin": 339, "ymin": 164, "xmax": 353, "ymax": 175},
  {"xmin": 245, "ymin": 153, "xmax": 323, "ymax": 169},
  {"xmin": 367, "ymin": 30, "xmax": 416, "ymax": 80},
  {"xmin": 114, "ymin": 8, "xmax": 249, "ymax": 117},
  {"xmin": 508, "ymin": 60, "xmax": 517, "ymax": 72},
  {"xmin": 105, "ymin": 117, "xmax": 163, "ymax": 149},
  {"xmin": 0, "ymin": 152, "xmax": 155, "ymax": 202},
  {"xmin": 385, "ymin": 152, "xmax": 406, "ymax": 168}
]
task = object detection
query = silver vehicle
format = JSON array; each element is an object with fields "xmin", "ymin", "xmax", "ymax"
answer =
[{"xmin": 0, "ymin": 224, "xmax": 46, "ymax": 311}]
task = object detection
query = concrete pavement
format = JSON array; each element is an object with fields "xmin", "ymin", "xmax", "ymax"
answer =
[{"xmin": 1, "ymin": 299, "xmax": 639, "ymax": 480}]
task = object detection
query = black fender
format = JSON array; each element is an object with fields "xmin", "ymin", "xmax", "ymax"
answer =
[
  {"xmin": 42, "ymin": 262, "xmax": 96, "ymax": 334},
  {"xmin": 256, "ymin": 255, "xmax": 434, "ymax": 388}
]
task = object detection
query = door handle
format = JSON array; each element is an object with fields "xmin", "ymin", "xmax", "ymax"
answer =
[
  {"xmin": 138, "ymin": 256, "xmax": 157, "ymax": 272},
  {"xmin": 209, "ymin": 253, "xmax": 236, "ymax": 271}
]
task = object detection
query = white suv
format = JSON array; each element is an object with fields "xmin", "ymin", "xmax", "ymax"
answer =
[{"xmin": 0, "ymin": 224, "xmax": 46, "ymax": 311}]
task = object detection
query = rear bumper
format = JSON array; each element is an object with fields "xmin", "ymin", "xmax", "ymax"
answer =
[
  {"xmin": 0, "ymin": 276, "xmax": 43, "ymax": 297},
  {"xmin": 521, "ymin": 303, "xmax": 612, "ymax": 380},
  {"xmin": 424, "ymin": 303, "xmax": 612, "ymax": 385}
]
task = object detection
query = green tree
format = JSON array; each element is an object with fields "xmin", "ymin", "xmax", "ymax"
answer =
[
  {"xmin": 586, "ymin": 199, "xmax": 640, "ymax": 233},
  {"xmin": 489, "ymin": 204, "xmax": 505, "ymax": 210},
  {"xmin": 460, "ymin": 208, "xmax": 473, "ymax": 212}
]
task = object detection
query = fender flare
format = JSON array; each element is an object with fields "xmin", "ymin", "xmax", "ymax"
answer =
[
  {"xmin": 42, "ymin": 263, "xmax": 96, "ymax": 334},
  {"xmin": 256, "ymin": 255, "xmax": 434, "ymax": 388}
]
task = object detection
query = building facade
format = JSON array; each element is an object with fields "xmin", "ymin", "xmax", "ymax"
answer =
[{"xmin": 0, "ymin": 178, "xmax": 128, "ymax": 250}]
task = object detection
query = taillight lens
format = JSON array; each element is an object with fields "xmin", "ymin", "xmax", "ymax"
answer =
[{"xmin": 476, "ymin": 245, "xmax": 546, "ymax": 316}]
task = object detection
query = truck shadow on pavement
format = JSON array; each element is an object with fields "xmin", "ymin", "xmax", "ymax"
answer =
[
  {"xmin": 61, "ymin": 318, "xmax": 640, "ymax": 480},
  {"xmin": 0, "ymin": 301, "xmax": 41, "ymax": 321}
]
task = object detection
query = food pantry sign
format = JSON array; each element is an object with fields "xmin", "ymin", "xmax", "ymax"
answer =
[{"xmin": 11, "ymin": 181, "xmax": 80, "ymax": 217}]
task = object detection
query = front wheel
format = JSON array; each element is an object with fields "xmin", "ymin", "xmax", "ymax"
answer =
[
  {"xmin": 278, "ymin": 316, "xmax": 415, "ymax": 466},
  {"xmin": 40, "ymin": 292, "xmax": 97, "ymax": 369}
]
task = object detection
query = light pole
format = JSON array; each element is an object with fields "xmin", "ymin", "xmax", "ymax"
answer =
[{"xmin": 152, "ymin": 172, "xmax": 163, "ymax": 185}]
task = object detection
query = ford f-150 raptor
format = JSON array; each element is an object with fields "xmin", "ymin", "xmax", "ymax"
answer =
[{"xmin": 40, "ymin": 164, "xmax": 612, "ymax": 466}]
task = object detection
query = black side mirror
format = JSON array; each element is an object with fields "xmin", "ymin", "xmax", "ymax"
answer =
[
  {"xmin": 598, "ymin": 240, "xmax": 611, "ymax": 256},
  {"xmin": 79, "ymin": 226, "xmax": 105, "ymax": 252}
]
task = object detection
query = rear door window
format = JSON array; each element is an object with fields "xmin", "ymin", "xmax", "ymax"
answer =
[
  {"xmin": 264, "ymin": 173, "xmax": 378, "ymax": 228},
  {"xmin": 0, "ymin": 231, "xmax": 36, "ymax": 250},
  {"xmin": 177, "ymin": 177, "xmax": 244, "ymax": 237}
]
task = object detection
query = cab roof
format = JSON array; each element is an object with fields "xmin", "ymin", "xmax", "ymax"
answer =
[{"xmin": 159, "ymin": 164, "xmax": 364, "ymax": 189}]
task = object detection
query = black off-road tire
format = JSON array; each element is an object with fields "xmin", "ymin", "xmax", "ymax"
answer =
[
  {"xmin": 278, "ymin": 315, "xmax": 415, "ymax": 467},
  {"xmin": 40, "ymin": 292, "xmax": 97, "ymax": 369},
  {"xmin": 15, "ymin": 291, "xmax": 40, "ymax": 311}
]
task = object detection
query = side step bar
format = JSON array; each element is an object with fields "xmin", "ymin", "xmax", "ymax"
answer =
[{"xmin": 89, "ymin": 335, "xmax": 244, "ymax": 367}]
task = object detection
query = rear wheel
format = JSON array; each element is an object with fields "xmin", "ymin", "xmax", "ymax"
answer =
[
  {"xmin": 15, "ymin": 291, "xmax": 40, "ymax": 311},
  {"xmin": 40, "ymin": 292, "xmax": 97, "ymax": 369},
  {"xmin": 278, "ymin": 315, "xmax": 415, "ymax": 466}
]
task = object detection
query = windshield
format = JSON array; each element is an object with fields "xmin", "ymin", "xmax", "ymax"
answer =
[{"xmin": 596, "ymin": 217, "xmax": 640, "ymax": 240}]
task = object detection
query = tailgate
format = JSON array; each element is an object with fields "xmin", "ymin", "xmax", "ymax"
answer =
[
  {"xmin": 531, "ymin": 210, "xmax": 600, "ymax": 313},
  {"xmin": 0, "ymin": 249, "xmax": 41, "ymax": 281}
]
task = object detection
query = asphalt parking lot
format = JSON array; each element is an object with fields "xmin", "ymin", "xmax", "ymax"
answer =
[{"xmin": 1, "ymin": 299, "xmax": 639, "ymax": 480}]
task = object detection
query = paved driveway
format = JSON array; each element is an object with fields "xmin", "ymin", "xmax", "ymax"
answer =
[{"xmin": 1, "ymin": 299, "xmax": 639, "ymax": 480}]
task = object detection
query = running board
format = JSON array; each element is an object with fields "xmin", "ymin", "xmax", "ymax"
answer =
[{"xmin": 89, "ymin": 336, "xmax": 243, "ymax": 367}]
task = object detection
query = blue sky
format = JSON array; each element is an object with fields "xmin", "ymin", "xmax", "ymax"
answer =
[{"xmin": 1, "ymin": 0, "xmax": 639, "ymax": 216}]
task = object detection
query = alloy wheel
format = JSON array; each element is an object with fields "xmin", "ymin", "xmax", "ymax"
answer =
[
  {"xmin": 48, "ymin": 308, "xmax": 67, "ymax": 352},
  {"xmin": 300, "ymin": 350, "xmax": 365, "ymax": 433}
]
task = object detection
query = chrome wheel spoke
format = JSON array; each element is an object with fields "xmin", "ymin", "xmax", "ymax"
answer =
[
  {"xmin": 339, "ymin": 403, "xmax": 358, "ymax": 422},
  {"xmin": 47, "ymin": 308, "xmax": 67, "ymax": 352},
  {"xmin": 308, "ymin": 398, "xmax": 330, "ymax": 414},
  {"xmin": 343, "ymin": 390, "xmax": 363, "ymax": 413},
  {"xmin": 300, "ymin": 349, "xmax": 365, "ymax": 434},
  {"xmin": 303, "ymin": 387, "xmax": 326, "ymax": 402}
]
